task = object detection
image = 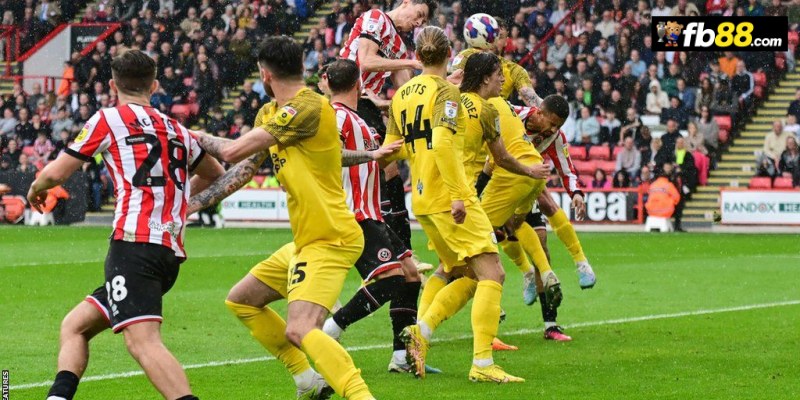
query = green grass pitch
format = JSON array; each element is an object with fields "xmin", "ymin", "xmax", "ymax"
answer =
[{"xmin": 1, "ymin": 226, "xmax": 799, "ymax": 399}]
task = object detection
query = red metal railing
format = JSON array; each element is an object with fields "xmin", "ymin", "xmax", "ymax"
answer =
[
  {"xmin": 0, "ymin": 75, "xmax": 61, "ymax": 92},
  {"xmin": 0, "ymin": 25, "xmax": 20, "ymax": 76},
  {"xmin": 518, "ymin": 0, "xmax": 584, "ymax": 68},
  {"xmin": 76, "ymin": 23, "xmax": 122, "ymax": 57}
]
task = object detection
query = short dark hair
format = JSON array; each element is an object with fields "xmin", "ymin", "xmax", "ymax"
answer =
[
  {"xmin": 412, "ymin": 0, "xmax": 438, "ymax": 21},
  {"xmin": 110, "ymin": 50, "xmax": 157, "ymax": 95},
  {"xmin": 542, "ymin": 95, "xmax": 569, "ymax": 120},
  {"xmin": 460, "ymin": 53, "xmax": 501, "ymax": 93},
  {"xmin": 325, "ymin": 59, "xmax": 360, "ymax": 94},
  {"xmin": 257, "ymin": 36, "xmax": 304, "ymax": 79}
]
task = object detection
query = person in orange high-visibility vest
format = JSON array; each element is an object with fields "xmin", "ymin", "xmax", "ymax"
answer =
[{"xmin": 645, "ymin": 163, "xmax": 680, "ymax": 218}]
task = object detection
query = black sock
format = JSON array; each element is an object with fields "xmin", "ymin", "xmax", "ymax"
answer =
[
  {"xmin": 386, "ymin": 176, "xmax": 412, "ymax": 249},
  {"xmin": 47, "ymin": 370, "xmax": 80, "ymax": 400},
  {"xmin": 539, "ymin": 292, "xmax": 557, "ymax": 324},
  {"xmin": 333, "ymin": 275, "xmax": 404, "ymax": 330},
  {"xmin": 390, "ymin": 280, "xmax": 422, "ymax": 351},
  {"xmin": 175, "ymin": 396, "xmax": 199, "ymax": 400}
]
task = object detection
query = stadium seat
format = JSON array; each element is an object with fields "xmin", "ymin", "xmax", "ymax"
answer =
[
  {"xmin": 568, "ymin": 145, "xmax": 586, "ymax": 161},
  {"xmin": 718, "ymin": 129, "xmax": 730, "ymax": 144},
  {"xmin": 748, "ymin": 176, "xmax": 772, "ymax": 189},
  {"xmin": 588, "ymin": 145, "xmax": 610, "ymax": 160},
  {"xmin": 714, "ymin": 115, "xmax": 732, "ymax": 132},
  {"xmin": 612, "ymin": 145, "xmax": 624, "ymax": 160},
  {"xmin": 598, "ymin": 160, "xmax": 617, "ymax": 175},
  {"xmin": 773, "ymin": 177, "xmax": 794, "ymax": 189},
  {"xmin": 573, "ymin": 160, "xmax": 596, "ymax": 175},
  {"xmin": 754, "ymin": 85, "xmax": 764, "ymax": 99},
  {"xmin": 752, "ymin": 72, "xmax": 766, "ymax": 88},
  {"xmin": 578, "ymin": 174, "xmax": 593, "ymax": 186}
]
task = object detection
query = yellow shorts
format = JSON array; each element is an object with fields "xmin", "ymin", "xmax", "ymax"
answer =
[
  {"xmin": 417, "ymin": 204, "xmax": 498, "ymax": 272},
  {"xmin": 250, "ymin": 233, "xmax": 364, "ymax": 311},
  {"xmin": 480, "ymin": 171, "xmax": 546, "ymax": 227}
]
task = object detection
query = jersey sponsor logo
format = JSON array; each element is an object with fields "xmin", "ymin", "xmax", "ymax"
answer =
[
  {"xmin": 452, "ymin": 54, "xmax": 464, "ymax": 67},
  {"xmin": 75, "ymin": 127, "xmax": 89, "ymax": 143},
  {"xmin": 377, "ymin": 248, "xmax": 392, "ymax": 262},
  {"xmin": 563, "ymin": 146, "xmax": 570, "ymax": 158},
  {"xmin": 445, "ymin": 101, "xmax": 458, "ymax": 119},
  {"xmin": 366, "ymin": 18, "xmax": 380, "ymax": 32},
  {"xmin": 274, "ymin": 106, "xmax": 298, "ymax": 127},
  {"xmin": 148, "ymin": 220, "xmax": 180, "ymax": 238}
]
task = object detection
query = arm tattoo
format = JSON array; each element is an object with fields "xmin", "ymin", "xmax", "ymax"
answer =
[
  {"xmin": 341, "ymin": 149, "xmax": 374, "ymax": 166},
  {"xmin": 196, "ymin": 134, "xmax": 234, "ymax": 160},
  {"xmin": 188, "ymin": 150, "xmax": 269, "ymax": 212},
  {"xmin": 519, "ymin": 87, "xmax": 544, "ymax": 107}
]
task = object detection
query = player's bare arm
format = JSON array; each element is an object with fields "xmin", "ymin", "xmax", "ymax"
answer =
[
  {"xmin": 27, "ymin": 153, "xmax": 85, "ymax": 212},
  {"xmin": 193, "ymin": 128, "xmax": 276, "ymax": 164},
  {"xmin": 518, "ymin": 86, "xmax": 544, "ymax": 107},
  {"xmin": 358, "ymin": 40, "xmax": 422, "ymax": 73},
  {"xmin": 486, "ymin": 137, "xmax": 549, "ymax": 179},
  {"xmin": 341, "ymin": 139, "xmax": 402, "ymax": 167},
  {"xmin": 188, "ymin": 154, "xmax": 226, "ymax": 196},
  {"xmin": 187, "ymin": 150, "xmax": 270, "ymax": 214}
]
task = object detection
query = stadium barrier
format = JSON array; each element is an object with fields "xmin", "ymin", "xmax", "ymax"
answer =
[
  {"xmin": 720, "ymin": 189, "xmax": 800, "ymax": 225},
  {"xmin": 214, "ymin": 187, "xmax": 644, "ymax": 224}
]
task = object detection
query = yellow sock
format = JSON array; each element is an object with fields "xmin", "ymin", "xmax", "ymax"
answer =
[
  {"xmin": 516, "ymin": 223, "xmax": 553, "ymax": 274},
  {"xmin": 549, "ymin": 208, "xmax": 587, "ymax": 263},
  {"xmin": 301, "ymin": 329, "xmax": 373, "ymax": 400},
  {"xmin": 420, "ymin": 277, "xmax": 477, "ymax": 332},
  {"xmin": 418, "ymin": 273, "xmax": 447, "ymax": 320},
  {"xmin": 500, "ymin": 239, "xmax": 532, "ymax": 274},
  {"xmin": 471, "ymin": 280, "xmax": 503, "ymax": 360},
  {"xmin": 225, "ymin": 300, "xmax": 310, "ymax": 375}
]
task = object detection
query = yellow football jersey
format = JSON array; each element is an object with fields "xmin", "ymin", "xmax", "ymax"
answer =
[
  {"xmin": 487, "ymin": 96, "xmax": 542, "ymax": 176},
  {"xmin": 255, "ymin": 88, "xmax": 360, "ymax": 249},
  {"xmin": 460, "ymin": 92, "xmax": 500, "ymax": 187},
  {"xmin": 385, "ymin": 74, "xmax": 474, "ymax": 216},
  {"xmin": 452, "ymin": 49, "xmax": 532, "ymax": 100}
]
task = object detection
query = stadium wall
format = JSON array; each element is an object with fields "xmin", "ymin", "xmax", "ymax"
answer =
[{"xmin": 20, "ymin": 25, "xmax": 71, "ymax": 93}]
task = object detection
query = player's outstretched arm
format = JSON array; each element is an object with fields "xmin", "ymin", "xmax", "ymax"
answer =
[
  {"xmin": 486, "ymin": 137, "xmax": 549, "ymax": 179},
  {"xmin": 518, "ymin": 86, "xmax": 544, "ymax": 107},
  {"xmin": 193, "ymin": 127, "xmax": 276, "ymax": 164},
  {"xmin": 189, "ymin": 153, "xmax": 226, "ymax": 196},
  {"xmin": 341, "ymin": 139, "xmax": 403, "ymax": 167},
  {"xmin": 27, "ymin": 153, "xmax": 85, "ymax": 212},
  {"xmin": 187, "ymin": 150, "xmax": 270, "ymax": 214},
  {"xmin": 359, "ymin": 40, "xmax": 422, "ymax": 73}
]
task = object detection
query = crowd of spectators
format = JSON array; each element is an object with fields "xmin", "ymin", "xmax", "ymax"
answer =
[
  {"xmin": 1, "ymin": 0, "xmax": 316, "ymax": 211},
  {"xmin": 0, "ymin": 0, "xmax": 91, "ymax": 57},
  {"xmin": 754, "ymin": 88, "xmax": 800, "ymax": 187}
]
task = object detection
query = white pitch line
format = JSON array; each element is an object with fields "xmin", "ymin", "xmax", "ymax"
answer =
[{"xmin": 11, "ymin": 299, "xmax": 800, "ymax": 391}]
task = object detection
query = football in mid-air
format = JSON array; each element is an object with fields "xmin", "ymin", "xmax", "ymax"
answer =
[{"xmin": 463, "ymin": 14, "xmax": 499, "ymax": 50}]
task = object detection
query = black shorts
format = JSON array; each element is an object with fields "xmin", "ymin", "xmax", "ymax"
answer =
[
  {"xmin": 86, "ymin": 240, "xmax": 182, "ymax": 333},
  {"xmin": 357, "ymin": 97, "xmax": 386, "ymax": 141},
  {"xmin": 355, "ymin": 219, "xmax": 411, "ymax": 281},
  {"xmin": 526, "ymin": 212, "xmax": 547, "ymax": 230}
]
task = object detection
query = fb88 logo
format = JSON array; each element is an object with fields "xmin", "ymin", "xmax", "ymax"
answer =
[{"xmin": 683, "ymin": 22, "xmax": 778, "ymax": 48}]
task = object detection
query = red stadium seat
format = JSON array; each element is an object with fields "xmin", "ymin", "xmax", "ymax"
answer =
[
  {"xmin": 588, "ymin": 145, "xmax": 610, "ymax": 160},
  {"xmin": 748, "ymin": 177, "xmax": 772, "ymax": 189},
  {"xmin": 568, "ymin": 145, "xmax": 586, "ymax": 161},
  {"xmin": 612, "ymin": 145, "xmax": 624, "ymax": 160},
  {"xmin": 718, "ymin": 129, "xmax": 730, "ymax": 144},
  {"xmin": 573, "ymin": 160, "xmax": 596, "ymax": 175},
  {"xmin": 598, "ymin": 160, "xmax": 617, "ymax": 175},
  {"xmin": 773, "ymin": 177, "xmax": 794, "ymax": 189},
  {"xmin": 579, "ymin": 174, "xmax": 593, "ymax": 186},
  {"xmin": 714, "ymin": 115, "xmax": 732, "ymax": 132},
  {"xmin": 752, "ymin": 72, "xmax": 767, "ymax": 88}
]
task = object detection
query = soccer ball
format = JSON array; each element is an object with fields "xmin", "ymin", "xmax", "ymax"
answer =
[{"xmin": 463, "ymin": 14, "xmax": 499, "ymax": 50}]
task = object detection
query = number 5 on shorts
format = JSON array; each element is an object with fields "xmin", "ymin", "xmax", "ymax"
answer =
[{"xmin": 290, "ymin": 262, "xmax": 307, "ymax": 285}]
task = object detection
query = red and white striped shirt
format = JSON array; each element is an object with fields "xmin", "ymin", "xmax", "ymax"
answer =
[
  {"xmin": 339, "ymin": 9, "xmax": 408, "ymax": 97},
  {"xmin": 66, "ymin": 104, "xmax": 205, "ymax": 258},
  {"xmin": 514, "ymin": 105, "xmax": 583, "ymax": 197},
  {"xmin": 334, "ymin": 102, "xmax": 382, "ymax": 222}
]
